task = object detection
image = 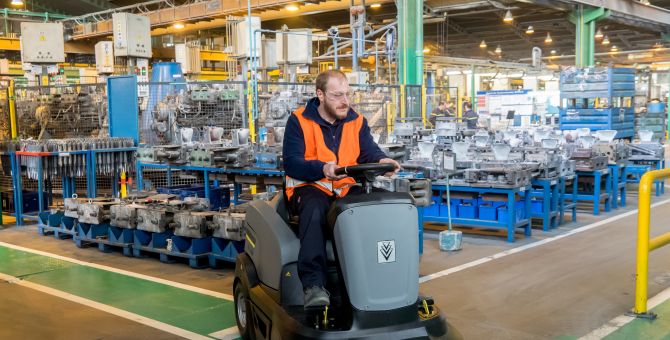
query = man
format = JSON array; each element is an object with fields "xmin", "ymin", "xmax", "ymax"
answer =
[
  {"xmin": 283, "ymin": 70, "xmax": 400, "ymax": 308},
  {"xmin": 429, "ymin": 101, "xmax": 455, "ymax": 127},
  {"xmin": 463, "ymin": 101, "xmax": 478, "ymax": 129}
]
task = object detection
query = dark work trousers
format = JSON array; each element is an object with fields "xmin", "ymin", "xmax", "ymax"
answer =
[{"xmin": 289, "ymin": 184, "xmax": 379, "ymax": 289}]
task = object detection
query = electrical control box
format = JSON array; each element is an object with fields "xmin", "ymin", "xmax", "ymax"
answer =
[
  {"xmin": 20, "ymin": 22, "xmax": 65, "ymax": 63},
  {"xmin": 136, "ymin": 58, "xmax": 149, "ymax": 97},
  {"xmin": 175, "ymin": 43, "xmax": 201, "ymax": 74},
  {"xmin": 95, "ymin": 41, "xmax": 115, "ymax": 74},
  {"xmin": 260, "ymin": 39, "xmax": 277, "ymax": 69},
  {"xmin": 113, "ymin": 12, "xmax": 152, "ymax": 58},
  {"xmin": 235, "ymin": 16, "xmax": 261, "ymax": 58},
  {"xmin": 276, "ymin": 28, "xmax": 312, "ymax": 65}
]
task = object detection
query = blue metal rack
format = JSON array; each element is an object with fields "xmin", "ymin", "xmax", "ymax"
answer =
[
  {"xmin": 559, "ymin": 68, "xmax": 635, "ymax": 138},
  {"xmin": 424, "ymin": 183, "xmax": 532, "ymax": 243},
  {"xmin": 10, "ymin": 148, "xmax": 136, "ymax": 225},
  {"xmin": 626, "ymin": 159, "xmax": 666, "ymax": 197},
  {"xmin": 135, "ymin": 162, "xmax": 284, "ymax": 205}
]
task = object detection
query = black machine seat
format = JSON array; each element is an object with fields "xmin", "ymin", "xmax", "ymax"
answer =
[{"xmin": 326, "ymin": 192, "xmax": 414, "ymax": 229}]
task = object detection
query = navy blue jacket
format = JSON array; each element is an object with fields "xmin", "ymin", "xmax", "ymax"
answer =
[{"xmin": 283, "ymin": 97, "xmax": 387, "ymax": 182}]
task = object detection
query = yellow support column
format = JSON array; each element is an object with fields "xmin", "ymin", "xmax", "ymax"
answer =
[
  {"xmin": 400, "ymin": 85, "xmax": 406, "ymax": 118},
  {"xmin": 421, "ymin": 85, "xmax": 427, "ymax": 128},
  {"xmin": 8, "ymin": 79, "xmax": 16, "ymax": 138}
]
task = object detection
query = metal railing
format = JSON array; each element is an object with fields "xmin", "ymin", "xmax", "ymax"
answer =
[{"xmin": 632, "ymin": 168, "xmax": 670, "ymax": 319}]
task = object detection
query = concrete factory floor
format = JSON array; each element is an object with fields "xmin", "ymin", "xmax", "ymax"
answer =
[{"xmin": 1, "ymin": 186, "xmax": 670, "ymax": 339}]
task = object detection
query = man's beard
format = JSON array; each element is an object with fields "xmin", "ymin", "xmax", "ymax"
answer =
[{"xmin": 323, "ymin": 100, "xmax": 349, "ymax": 121}]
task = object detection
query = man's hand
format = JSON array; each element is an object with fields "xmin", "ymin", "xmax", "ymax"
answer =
[
  {"xmin": 323, "ymin": 162, "xmax": 347, "ymax": 181},
  {"xmin": 379, "ymin": 158, "xmax": 401, "ymax": 177}
]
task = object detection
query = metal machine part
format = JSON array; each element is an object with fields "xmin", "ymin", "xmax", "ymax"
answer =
[
  {"xmin": 457, "ymin": 163, "xmax": 532, "ymax": 188},
  {"xmin": 189, "ymin": 145, "xmax": 253, "ymax": 168},
  {"xmin": 378, "ymin": 143, "xmax": 408, "ymax": 162},
  {"xmin": 64, "ymin": 197, "xmax": 84, "ymax": 218},
  {"xmin": 137, "ymin": 145, "xmax": 189, "ymax": 165},
  {"xmin": 209, "ymin": 210, "xmax": 246, "ymax": 241},
  {"xmin": 171, "ymin": 211, "xmax": 213, "ymax": 238},
  {"xmin": 373, "ymin": 177, "xmax": 431, "ymax": 206},
  {"xmin": 110, "ymin": 203, "xmax": 144, "ymax": 229},
  {"xmin": 136, "ymin": 205, "xmax": 175, "ymax": 233},
  {"xmin": 78, "ymin": 200, "xmax": 117, "ymax": 225},
  {"xmin": 629, "ymin": 143, "xmax": 664, "ymax": 161}
]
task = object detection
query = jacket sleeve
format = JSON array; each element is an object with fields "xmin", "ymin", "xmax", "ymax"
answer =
[
  {"xmin": 282, "ymin": 114, "xmax": 327, "ymax": 181},
  {"xmin": 357, "ymin": 117, "xmax": 388, "ymax": 164}
]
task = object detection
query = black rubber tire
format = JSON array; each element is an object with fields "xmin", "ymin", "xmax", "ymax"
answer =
[{"xmin": 234, "ymin": 280, "xmax": 255, "ymax": 340}]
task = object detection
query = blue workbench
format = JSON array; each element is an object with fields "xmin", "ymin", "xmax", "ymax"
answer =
[
  {"xmin": 530, "ymin": 178, "xmax": 560, "ymax": 231},
  {"xmin": 424, "ymin": 183, "xmax": 532, "ymax": 243},
  {"xmin": 559, "ymin": 175, "xmax": 578, "ymax": 224},
  {"xmin": 608, "ymin": 164, "xmax": 627, "ymax": 209},
  {"xmin": 574, "ymin": 169, "xmax": 611, "ymax": 215},
  {"xmin": 627, "ymin": 159, "xmax": 665, "ymax": 197}
]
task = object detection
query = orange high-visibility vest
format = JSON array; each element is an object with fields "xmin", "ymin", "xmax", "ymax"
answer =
[{"xmin": 285, "ymin": 107, "xmax": 364, "ymax": 200}]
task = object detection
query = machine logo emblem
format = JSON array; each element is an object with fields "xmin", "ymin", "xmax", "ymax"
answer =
[{"xmin": 377, "ymin": 240, "xmax": 396, "ymax": 263}]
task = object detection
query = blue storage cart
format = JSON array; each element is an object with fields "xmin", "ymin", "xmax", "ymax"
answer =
[{"xmin": 559, "ymin": 67, "xmax": 635, "ymax": 138}]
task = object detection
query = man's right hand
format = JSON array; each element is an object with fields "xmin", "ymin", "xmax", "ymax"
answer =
[{"xmin": 323, "ymin": 162, "xmax": 347, "ymax": 181}]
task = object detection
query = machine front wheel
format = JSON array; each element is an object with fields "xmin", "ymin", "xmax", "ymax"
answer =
[{"xmin": 234, "ymin": 280, "xmax": 255, "ymax": 340}]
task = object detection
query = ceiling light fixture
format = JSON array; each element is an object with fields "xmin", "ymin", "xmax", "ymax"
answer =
[
  {"xmin": 495, "ymin": 45, "xmax": 502, "ymax": 54},
  {"xmin": 545, "ymin": 32, "xmax": 553, "ymax": 43},
  {"xmin": 654, "ymin": 41, "xmax": 663, "ymax": 49},
  {"xmin": 503, "ymin": 10, "xmax": 514, "ymax": 22},
  {"xmin": 526, "ymin": 26, "xmax": 534, "ymax": 34},
  {"xmin": 370, "ymin": 3, "xmax": 381, "ymax": 8},
  {"xmin": 423, "ymin": 48, "xmax": 430, "ymax": 53},
  {"xmin": 285, "ymin": 4, "xmax": 299, "ymax": 11},
  {"xmin": 611, "ymin": 45, "xmax": 619, "ymax": 52},
  {"xmin": 173, "ymin": 23, "xmax": 185, "ymax": 29},
  {"xmin": 10, "ymin": 0, "xmax": 23, "ymax": 5},
  {"xmin": 480, "ymin": 40, "xmax": 487, "ymax": 48},
  {"xmin": 595, "ymin": 28, "xmax": 604, "ymax": 39},
  {"xmin": 602, "ymin": 36, "xmax": 610, "ymax": 45},
  {"xmin": 551, "ymin": 50, "xmax": 557, "ymax": 54}
]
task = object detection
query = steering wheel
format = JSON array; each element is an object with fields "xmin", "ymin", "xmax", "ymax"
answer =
[
  {"xmin": 334, "ymin": 163, "xmax": 396, "ymax": 193},
  {"xmin": 334, "ymin": 163, "xmax": 396, "ymax": 177}
]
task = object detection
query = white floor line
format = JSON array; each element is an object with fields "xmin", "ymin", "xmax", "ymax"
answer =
[
  {"xmin": 420, "ymin": 196, "xmax": 670, "ymax": 284},
  {"xmin": 0, "ymin": 272, "xmax": 212, "ymax": 340},
  {"xmin": 208, "ymin": 326, "xmax": 241, "ymax": 340},
  {"xmin": 579, "ymin": 285, "xmax": 670, "ymax": 340},
  {"xmin": 0, "ymin": 240, "xmax": 233, "ymax": 301}
]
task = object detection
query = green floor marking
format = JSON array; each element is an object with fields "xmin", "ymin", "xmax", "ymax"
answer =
[
  {"xmin": 0, "ymin": 246, "xmax": 236, "ymax": 337},
  {"xmin": 605, "ymin": 300, "xmax": 670, "ymax": 340}
]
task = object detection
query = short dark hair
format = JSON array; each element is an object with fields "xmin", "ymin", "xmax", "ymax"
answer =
[
  {"xmin": 439, "ymin": 101, "xmax": 447, "ymax": 106},
  {"xmin": 315, "ymin": 70, "xmax": 347, "ymax": 92},
  {"xmin": 464, "ymin": 102, "xmax": 472, "ymax": 110}
]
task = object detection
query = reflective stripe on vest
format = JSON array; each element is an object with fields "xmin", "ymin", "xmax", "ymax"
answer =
[{"xmin": 285, "ymin": 107, "xmax": 363, "ymax": 200}]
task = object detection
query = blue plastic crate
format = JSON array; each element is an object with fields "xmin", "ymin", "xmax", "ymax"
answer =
[
  {"xmin": 479, "ymin": 204, "xmax": 497, "ymax": 221},
  {"xmin": 497, "ymin": 203, "xmax": 524, "ymax": 224},
  {"xmin": 458, "ymin": 203, "xmax": 478, "ymax": 219},
  {"xmin": 424, "ymin": 196, "xmax": 441, "ymax": 217}
]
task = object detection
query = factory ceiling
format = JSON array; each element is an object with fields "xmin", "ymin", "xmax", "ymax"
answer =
[{"xmin": 5, "ymin": 0, "xmax": 670, "ymax": 65}]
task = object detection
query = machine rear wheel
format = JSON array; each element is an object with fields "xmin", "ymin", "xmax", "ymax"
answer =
[{"xmin": 234, "ymin": 281, "xmax": 255, "ymax": 340}]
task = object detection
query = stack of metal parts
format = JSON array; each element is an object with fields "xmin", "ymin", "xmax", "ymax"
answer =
[
  {"xmin": 137, "ymin": 144, "xmax": 189, "ymax": 165},
  {"xmin": 461, "ymin": 144, "xmax": 532, "ymax": 188},
  {"xmin": 434, "ymin": 121, "xmax": 465, "ymax": 146},
  {"xmin": 373, "ymin": 177, "xmax": 431, "ymax": 206},
  {"xmin": 148, "ymin": 84, "xmax": 244, "ymax": 145},
  {"xmin": 592, "ymin": 130, "xmax": 630, "ymax": 166},
  {"xmin": 522, "ymin": 139, "xmax": 563, "ymax": 179},
  {"xmin": 630, "ymin": 130, "xmax": 665, "ymax": 162},
  {"xmin": 15, "ymin": 86, "xmax": 108, "ymax": 140},
  {"xmin": 208, "ymin": 205, "xmax": 247, "ymax": 241},
  {"xmin": 568, "ymin": 135, "xmax": 609, "ymax": 171},
  {"xmin": 19, "ymin": 137, "xmax": 134, "ymax": 180},
  {"xmin": 78, "ymin": 198, "xmax": 118, "ymax": 225}
]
